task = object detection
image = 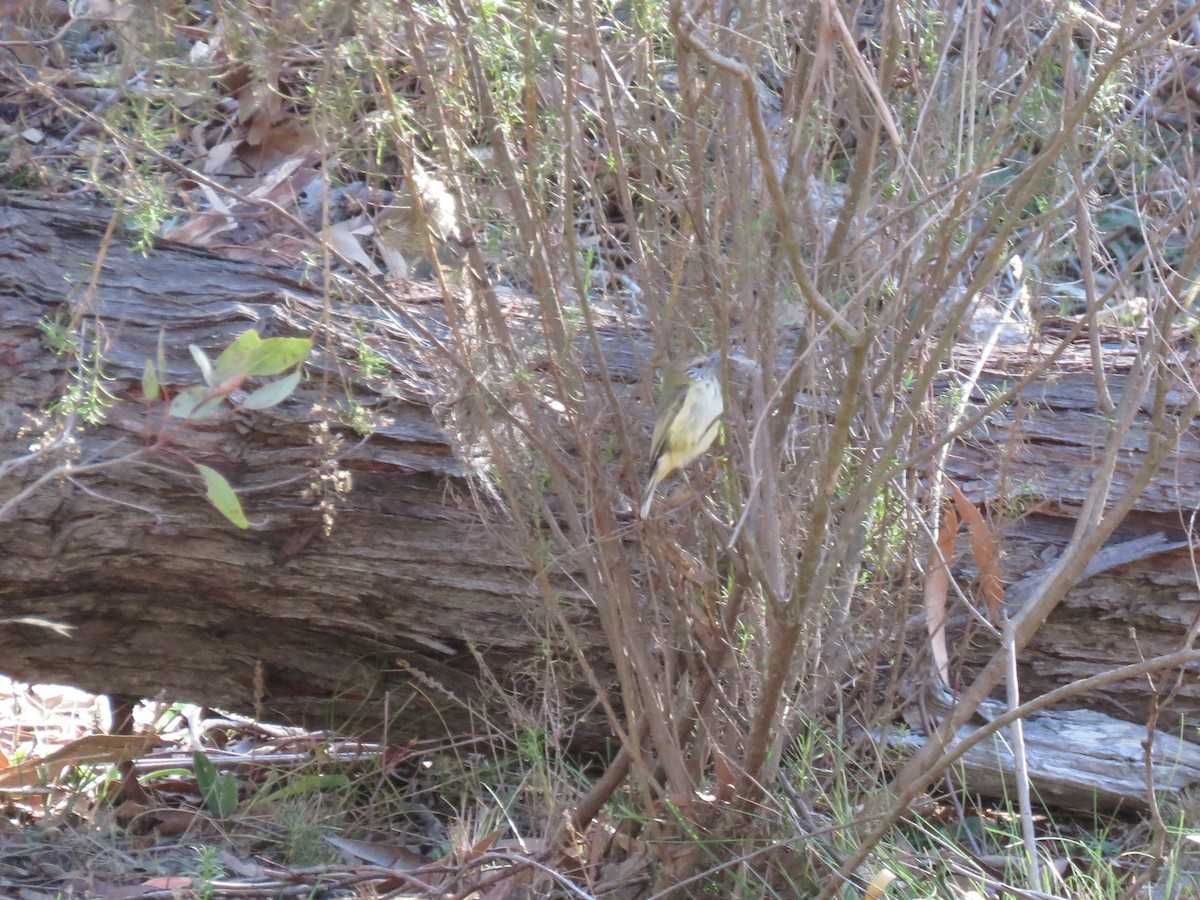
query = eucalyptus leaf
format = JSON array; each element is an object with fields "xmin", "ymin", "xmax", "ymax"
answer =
[
  {"xmin": 189, "ymin": 344, "xmax": 214, "ymax": 386},
  {"xmin": 245, "ymin": 337, "xmax": 313, "ymax": 376},
  {"xmin": 142, "ymin": 360, "xmax": 160, "ymax": 401},
  {"xmin": 196, "ymin": 464, "xmax": 249, "ymax": 529},
  {"xmin": 169, "ymin": 385, "xmax": 211, "ymax": 419},
  {"xmin": 192, "ymin": 395, "xmax": 227, "ymax": 419},
  {"xmin": 213, "ymin": 330, "xmax": 262, "ymax": 380},
  {"xmin": 240, "ymin": 370, "xmax": 301, "ymax": 410}
]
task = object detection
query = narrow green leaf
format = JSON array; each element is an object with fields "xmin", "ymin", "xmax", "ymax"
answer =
[
  {"xmin": 240, "ymin": 370, "xmax": 301, "ymax": 410},
  {"xmin": 155, "ymin": 328, "xmax": 166, "ymax": 380},
  {"xmin": 196, "ymin": 464, "xmax": 249, "ymax": 529},
  {"xmin": 245, "ymin": 337, "xmax": 312, "ymax": 376},
  {"xmin": 189, "ymin": 344, "xmax": 214, "ymax": 386},
  {"xmin": 255, "ymin": 772, "xmax": 350, "ymax": 805},
  {"xmin": 213, "ymin": 330, "xmax": 262, "ymax": 380},
  {"xmin": 142, "ymin": 360, "xmax": 160, "ymax": 401}
]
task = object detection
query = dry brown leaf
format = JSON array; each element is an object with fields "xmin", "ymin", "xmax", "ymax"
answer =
[
  {"xmin": 324, "ymin": 834, "xmax": 429, "ymax": 869},
  {"xmin": 141, "ymin": 877, "xmax": 192, "ymax": 890},
  {"xmin": 95, "ymin": 882, "xmax": 183, "ymax": 900},
  {"xmin": 479, "ymin": 867, "xmax": 533, "ymax": 900},
  {"xmin": 110, "ymin": 799, "xmax": 150, "ymax": 825},
  {"xmin": 215, "ymin": 851, "xmax": 266, "ymax": 879},
  {"xmin": 459, "ymin": 828, "xmax": 502, "ymax": 863},
  {"xmin": 324, "ymin": 219, "xmax": 381, "ymax": 275},
  {"xmin": 197, "ymin": 183, "xmax": 235, "ymax": 222},
  {"xmin": 9, "ymin": 0, "xmax": 71, "ymax": 27},
  {"xmin": 375, "ymin": 237, "xmax": 410, "ymax": 279},
  {"xmin": 7, "ymin": 45, "xmax": 43, "ymax": 69},
  {"xmin": 949, "ymin": 480, "xmax": 1004, "ymax": 620},
  {"xmin": 115, "ymin": 759, "xmax": 151, "ymax": 806},
  {"xmin": 240, "ymin": 77, "xmax": 283, "ymax": 140},
  {"xmin": 113, "ymin": 802, "xmax": 209, "ymax": 838},
  {"xmin": 167, "ymin": 153, "xmax": 318, "ymax": 251},
  {"xmin": 163, "ymin": 207, "xmax": 238, "ymax": 247},
  {"xmin": 491, "ymin": 837, "xmax": 546, "ymax": 853},
  {"xmin": 324, "ymin": 835, "xmax": 432, "ymax": 868},
  {"xmin": 221, "ymin": 233, "xmax": 312, "ymax": 265},
  {"xmin": 201, "ymin": 140, "xmax": 239, "ymax": 175},
  {"xmin": 146, "ymin": 807, "xmax": 209, "ymax": 837},
  {"xmin": 82, "ymin": 0, "xmax": 134, "ymax": 22},
  {"xmin": 593, "ymin": 849, "xmax": 652, "ymax": 899},
  {"xmin": 250, "ymin": 119, "xmax": 319, "ymax": 172},
  {"xmin": 0, "ymin": 733, "xmax": 165, "ymax": 790},
  {"xmin": 246, "ymin": 154, "xmax": 316, "ymax": 204}
]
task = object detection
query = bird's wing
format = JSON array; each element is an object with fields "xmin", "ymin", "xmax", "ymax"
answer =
[{"xmin": 647, "ymin": 386, "xmax": 686, "ymax": 472}]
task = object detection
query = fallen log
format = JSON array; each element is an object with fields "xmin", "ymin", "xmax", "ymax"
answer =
[
  {"xmin": 3, "ymin": 192, "xmax": 1200, "ymax": 802},
  {"xmin": 0, "ymin": 193, "xmax": 616, "ymax": 741}
]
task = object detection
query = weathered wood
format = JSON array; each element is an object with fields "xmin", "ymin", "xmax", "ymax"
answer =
[
  {"xmin": 896, "ymin": 701, "xmax": 1200, "ymax": 813},
  {"xmin": 917, "ymin": 339, "xmax": 1200, "ymax": 809},
  {"xmin": 941, "ymin": 342, "xmax": 1200, "ymax": 730},
  {"xmin": 4, "ymin": 192, "xmax": 1200, "ymax": 793},
  {"xmin": 0, "ymin": 193, "xmax": 613, "ymax": 739}
]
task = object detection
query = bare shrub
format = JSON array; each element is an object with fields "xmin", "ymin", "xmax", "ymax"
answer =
[{"xmin": 386, "ymin": 0, "xmax": 1200, "ymax": 891}]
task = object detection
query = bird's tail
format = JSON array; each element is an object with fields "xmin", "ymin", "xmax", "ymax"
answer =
[{"xmin": 639, "ymin": 475, "xmax": 660, "ymax": 518}]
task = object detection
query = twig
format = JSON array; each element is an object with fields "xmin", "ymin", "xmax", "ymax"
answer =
[
  {"xmin": 670, "ymin": 4, "xmax": 859, "ymax": 344},
  {"xmin": 1005, "ymin": 615, "xmax": 1041, "ymax": 892}
]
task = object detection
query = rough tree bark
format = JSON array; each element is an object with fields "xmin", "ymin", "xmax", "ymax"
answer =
[
  {"xmin": 945, "ymin": 341, "xmax": 1200, "ymax": 727},
  {"xmin": 0, "ymin": 193, "xmax": 613, "ymax": 741},
  {"xmin": 2, "ymin": 192, "xmax": 1200, "ymax": 768}
]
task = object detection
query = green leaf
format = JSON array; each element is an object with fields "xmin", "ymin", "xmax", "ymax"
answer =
[
  {"xmin": 240, "ymin": 370, "xmax": 301, "ymax": 410},
  {"xmin": 213, "ymin": 330, "xmax": 262, "ymax": 381},
  {"xmin": 142, "ymin": 360, "xmax": 160, "ymax": 401},
  {"xmin": 245, "ymin": 337, "xmax": 312, "ymax": 376},
  {"xmin": 254, "ymin": 772, "xmax": 350, "ymax": 805},
  {"xmin": 193, "ymin": 750, "xmax": 218, "ymax": 796},
  {"xmin": 189, "ymin": 344, "xmax": 214, "ymax": 386},
  {"xmin": 140, "ymin": 767, "xmax": 191, "ymax": 781},
  {"xmin": 192, "ymin": 395, "xmax": 227, "ymax": 419},
  {"xmin": 169, "ymin": 385, "xmax": 203, "ymax": 419},
  {"xmin": 193, "ymin": 751, "xmax": 238, "ymax": 819},
  {"xmin": 169, "ymin": 385, "xmax": 220, "ymax": 419},
  {"xmin": 196, "ymin": 464, "xmax": 249, "ymax": 529},
  {"xmin": 215, "ymin": 772, "xmax": 239, "ymax": 818}
]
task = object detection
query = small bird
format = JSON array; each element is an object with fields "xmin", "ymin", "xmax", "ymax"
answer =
[{"xmin": 640, "ymin": 353, "xmax": 724, "ymax": 518}]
